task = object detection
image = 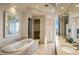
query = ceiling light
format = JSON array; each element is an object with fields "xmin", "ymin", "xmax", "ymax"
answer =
[
  {"xmin": 61, "ymin": 7, "xmax": 64, "ymax": 9},
  {"xmin": 76, "ymin": 5, "xmax": 79, "ymax": 7}
]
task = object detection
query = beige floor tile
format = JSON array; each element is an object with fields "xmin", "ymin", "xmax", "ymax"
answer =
[{"xmin": 33, "ymin": 43, "xmax": 55, "ymax": 55}]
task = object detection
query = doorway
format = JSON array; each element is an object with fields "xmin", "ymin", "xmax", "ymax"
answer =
[
  {"xmin": 33, "ymin": 19, "xmax": 40, "ymax": 39},
  {"xmin": 28, "ymin": 18, "xmax": 32, "ymax": 38}
]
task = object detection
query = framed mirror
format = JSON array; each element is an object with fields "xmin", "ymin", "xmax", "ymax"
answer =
[{"xmin": 3, "ymin": 12, "xmax": 20, "ymax": 38}]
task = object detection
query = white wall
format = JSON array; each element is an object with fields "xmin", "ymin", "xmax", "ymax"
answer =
[
  {"xmin": 21, "ymin": 14, "xmax": 28, "ymax": 38},
  {"xmin": 0, "ymin": 10, "xmax": 3, "ymax": 38},
  {"xmin": 45, "ymin": 15, "xmax": 54, "ymax": 43}
]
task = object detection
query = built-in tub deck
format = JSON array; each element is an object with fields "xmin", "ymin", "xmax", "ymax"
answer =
[{"xmin": 0, "ymin": 39, "xmax": 38, "ymax": 55}]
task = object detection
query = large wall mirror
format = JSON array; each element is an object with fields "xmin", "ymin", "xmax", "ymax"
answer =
[{"xmin": 4, "ymin": 12, "xmax": 20, "ymax": 38}]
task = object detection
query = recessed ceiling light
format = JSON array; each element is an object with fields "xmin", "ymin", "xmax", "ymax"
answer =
[
  {"xmin": 61, "ymin": 7, "xmax": 64, "ymax": 9},
  {"xmin": 76, "ymin": 5, "xmax": 79, "ymax": 7}
]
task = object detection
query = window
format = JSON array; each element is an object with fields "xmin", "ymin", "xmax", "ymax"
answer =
[
  {"xmin": 8, "ymin": 20, "xmax": 19, "ymax": 34},
  {"xmin": 4, "ymin": 12, "xmax": 20, "ymax": 37}
]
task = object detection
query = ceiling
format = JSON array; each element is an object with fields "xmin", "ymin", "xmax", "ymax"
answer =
[
  {"xmin": 0, "ymin": 3, "xmax": 79, "ymax": 15},
  {"xmin": 56, "ymin": 3, "xmax": 72, "ymax": 15},
  {"xmin": 0, "ymin": 3, "xmax": 56, "ymax": 15},
  {"xmin": 7, "ymin": 3, "xmax": 56, "ymax": 15},
  {"xmin": 56, "ymin": 3, "xmax": 79, "ymax": 15}
]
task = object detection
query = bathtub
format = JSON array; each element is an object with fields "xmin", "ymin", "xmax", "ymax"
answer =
[{"xmin": 0, "ymin": 39, "xmax": 34, "ymax": 53}]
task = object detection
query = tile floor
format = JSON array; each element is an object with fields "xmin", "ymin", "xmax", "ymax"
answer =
[{"xmin": 33, "ymin": 43, "xmax": 55, "ymax": 55}]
